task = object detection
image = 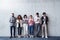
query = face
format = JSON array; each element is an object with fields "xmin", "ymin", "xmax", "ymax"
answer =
[
  {"xmin": 30, "ymin": 15, "xmax": 32, "ymax": 19},
  {"xmin": 43, "ymin": 13, "xmax": 46, "ymax": 17},
  {"xmin": 36, "ymin": 13, "xmax": 39, "ymax": 17},
  {"xmin": 44, "ymin": 14, "xmax": 46, "ymax": 16},
  {"xmin": 19, "ymin": 16, "xmax": 21, "ymax": 19},
  {"xmin": 25, "ymin": 16, "xmax": 27, "ymax": 18},
  {"xmin": 12, "ymin": 13, "xmax": 14, "ymax": 17}
]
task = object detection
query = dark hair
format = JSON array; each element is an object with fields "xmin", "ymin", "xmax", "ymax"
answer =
[
  {"xmin": 12, "ymin": 13, "xmax": 14, "ymax": 14},
  {"xmin": 12, "ymin": 13, "xmax": 14, "ymax": 17},
  {"xmin": 17, "ymin": 15, "xmax": 22, "ymax": 20},
  {"xmin": 36, "ymin": 12, "xmax": 39, "ymax": 17},
  {"xmin": 23, "ymin": 15, "xmax": 27, "ymax": 18},
  {"xmin": 43, "ymin": 12, "xmax": 46, "ymax": 15},
  {"xmin": 36, "ymin": 12, "xmax": 39, "ymax": 15}
]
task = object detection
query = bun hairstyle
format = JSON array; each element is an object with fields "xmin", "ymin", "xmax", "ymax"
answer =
[{"xmin": 24, "ymin": 15, "xmax": 27, "ymax": 18}]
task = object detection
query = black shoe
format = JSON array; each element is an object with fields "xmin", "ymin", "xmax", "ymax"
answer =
[{"xmin": 10, "ymin": 36, "xmax": 13, "ymax": 38}]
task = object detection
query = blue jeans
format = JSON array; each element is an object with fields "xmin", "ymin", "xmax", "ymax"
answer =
[{"xmin": 28, "ymin": 25, "xmax": 34, "ymax": 35}]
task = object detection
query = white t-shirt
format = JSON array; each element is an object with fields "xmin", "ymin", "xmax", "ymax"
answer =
[
  {"xmin": 43, "ymin": 16, "xmax": 46, "ymax": 24},
  {"xmin": 34, "ymin": 16, "xmax": 40, "ymax": 24}
]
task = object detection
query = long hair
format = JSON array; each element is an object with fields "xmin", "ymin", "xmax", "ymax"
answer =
[{"xmin": 17, "ymin": 15, "xmax": 22, "ymax": 20}]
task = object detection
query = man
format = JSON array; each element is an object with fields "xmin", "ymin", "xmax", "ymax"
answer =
[
  {"xmin": 41, "ymin": 12, "xmax": 49, "ymax": 38},
  {"xmin": 9, "ymin": 13, "xmax": 16, "ymax": 38},
  {"xmin": 34, "ymin": 13, "xmax": 41, "ymax": 37}
]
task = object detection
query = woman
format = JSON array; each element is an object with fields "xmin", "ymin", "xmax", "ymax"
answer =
[
  {"xmin": 23, "ymin": 15, "xmax": 28, "ymax": 38},
  {"xmin": 28, "ymin": 15, "xmax": 34, "ymax": 38},
  {"xmin": 16, "ymin": 15, "xmax": 23, "ymax": 38}
]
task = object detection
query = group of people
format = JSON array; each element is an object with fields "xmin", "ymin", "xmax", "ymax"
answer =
[{"xmin": 9, "ymin": 12, "xmax": 49, "ymax": 38}]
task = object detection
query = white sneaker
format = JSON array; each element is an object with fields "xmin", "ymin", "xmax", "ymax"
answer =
[
  {"xmin": 42, "ymin": 36, "xmax": 44, "ymax": 38},
  {"xmin": 45, "ymin": 36, "xmax": 48, "ymax": 38},
  {"xmin": 18, "ymin": 36, "xmax": 20, "ymax": 38}
]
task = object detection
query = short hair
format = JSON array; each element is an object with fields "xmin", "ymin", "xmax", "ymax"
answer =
[
  {"xmin": 12, "ymin": 13, "xmax": 14, "ymax": 14},
  {"xmin": 36, "ymin": 12, "xmax": 39, "ymax": 15},
  {"xmin": 43, "ymin": 12, "xmax": 46, "ymax": 15}
]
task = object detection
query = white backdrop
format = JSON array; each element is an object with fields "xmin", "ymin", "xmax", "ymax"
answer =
[{"xmin": 0, "ymin": 0, "xmax": 60, "ymax": 36}]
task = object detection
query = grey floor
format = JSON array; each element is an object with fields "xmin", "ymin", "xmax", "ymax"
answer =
[{"xmin": 0, "ymin": 37, "xmax": 60, "ymax": 40}]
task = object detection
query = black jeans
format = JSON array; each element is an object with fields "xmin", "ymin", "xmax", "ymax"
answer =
[
  {"xmin": 18, "ymin": 27, "xmax": 22, "ymax": 35},
  {"xmin": 10, "ymin": 26, "xmax": 16, "ymax": 37}
]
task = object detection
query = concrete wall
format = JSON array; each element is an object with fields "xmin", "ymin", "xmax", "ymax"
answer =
[{"xmin": 0, "ymin": 0, "xmax": 60, "ymax": 36}]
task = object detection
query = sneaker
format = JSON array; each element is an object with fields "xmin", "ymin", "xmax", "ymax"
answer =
[
  {"xmin": 30, "ymin": 36, "xmax": 32, "ymax": 38},
  {"xmin": 31, "ymin": 35, "xmax": 34, "ymax": 38},
  {"xmin": 42, "ymin": 36, "xmax": 44, "ymax": 38},
  {"xmin": 10, "ymin": 36, "xmax": 13, "ymax": 38},
  {"xmin": 45, "ymin": 36, "xmax": 48, "ymax": 38}
]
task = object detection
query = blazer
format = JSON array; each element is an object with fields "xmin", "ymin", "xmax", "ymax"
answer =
[
  {"xmin": 41, "ymin": 16, "xmax": 49, "ymax": 25},
  {"xmin": 16, "ymin": 19, "xmax": 23, "ymax": 27}
]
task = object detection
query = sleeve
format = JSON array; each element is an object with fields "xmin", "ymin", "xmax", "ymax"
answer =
[
  {"xmin": 16, "ymin": 20, "xmax": 18, "ymax": 27},
  {"xmin": 46, "ymin": 16, "xmax": 49, "ymax": 22},
  {"xmin": 34, "ymin": 17, "xmax": 37, "ymax": 22},
  {"xmin": 16, "ymin": 20, "xmax": 19, "ymax": 23},
  {"xmin": 22, "ymin": 19, "xmax": 24, "ymax": 24},
  {"xmin": 41, "ymin": 16, "xmax": 43, "ymax": 21},
  {"xmin": 20, "ymin": 20, "xmax": 23, "ymax": 27},
  {"xmin": 9, "ymin": 18, "xmax": 11, "ymax": 23},
  {"xmin": 15, "ymin": 17, "xmax": 16, "ymax": 22},
  {"xmin": 39, "ymin": 18, "xmax": 42, "ymax": 24},
  {"xmin": 28, "ymin": 19, "xmax": 30, "ymax": 24},
  {"xmin": 41, "ymin": 16, "xmax": 43, "ymax": 25}
]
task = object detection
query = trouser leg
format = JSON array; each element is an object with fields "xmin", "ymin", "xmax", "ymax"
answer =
[
  {"xmin": 10, "ymin": 26, "xmax": 12, "ymax": 37},
  {"xmin": 18, "ymin": 27, "xmax": 22, "ymax": 35},
  {"xmin": 31, "ymin": 26, "xmax": 34, "ymax": 35},
  {"xmin": 26, "ymin": 24, "xmax": 28, "ymax": 35},
  {"xmin": 24, "ymin": 26, "xmax": 25, "ymax": 36},
  {"xmin": 35, "ymin": 23, "xmax": 40, "ymax": 37},
  {"xmin": 14, "ymin": 27, "xmax": 16, "ymax": 37},
  {"xmin": 45, "ymin": 25, "xmax": 48, "ymax": 38},
  {"xmin": 37, "ymin": 24, "xmax": 40, "ymax": 36},
  {"xmin": 28, "ymin": 26, "xmax": 30, "ymax": 37},
  {"xmin": 23, "ymin": 24, "xmax": 26, "ymax": 36},
  {"xmin": 42, "ymin": 25, "xmax": 44, "ymax": 38},
  {"xmin": 34, "ymin": 24, "xmax": 37, "ymax": 37},
  {"xmin": 18, "ymin": 27, "xmax": 20, "ymax": 35},
  {"xmin": 20, "ymin": 27, "xmax": 22, "ymax": 35}
]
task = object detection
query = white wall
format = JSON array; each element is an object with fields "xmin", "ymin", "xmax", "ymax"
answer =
[{"xmin": 0, "ymin": 0, "xmax": 60, "ymax": 36}]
